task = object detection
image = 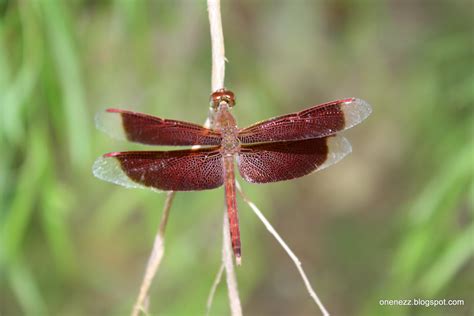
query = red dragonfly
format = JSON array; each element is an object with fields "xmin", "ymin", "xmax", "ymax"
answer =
[{"xmin": 93, "ymin": 89, "xmax": 371, "ymax": 265}]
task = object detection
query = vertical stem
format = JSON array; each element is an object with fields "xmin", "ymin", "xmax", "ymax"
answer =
[
  {"xmin": 207, "ymin": 0, "xmax": 226, "ymax": 91},
  {"xmin": 208, "ymin": 1, "xmax": 242, "ymax": 315},
  {"xmin": 130, "ymin": 1, "xmax": 231, "ymax": 315},
  {"xmin": 223, "ymin": 211, "xmax": 243, "ymax": 316}
]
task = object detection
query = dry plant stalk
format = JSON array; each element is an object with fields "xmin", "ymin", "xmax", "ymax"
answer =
[
  {"xmin": 236, "ymin": 181, "xmax": 330, "ymax": 316},
  {"xmin": 205, "ymin": 0, "xmax": 329, "ymax": 314},
  {"xmin": 207, "ymin": 182, "xmax": 331, "ymax": 316},
  {"xmin": 206, "ymin": 263, "xmax": 225, "ymax": 316},
  {"xmin": 131, "ymin": 191, "xmax": 175, "ymax": 316},
  {"xmin": 208, "ymin": 0, "xmax": 226, "ymax": 92},
  {"xmin": 132, "ymin": 1, "xmax": 241, "ymax": 315},
  {"xmin": 222, "ymin": 211, "xmax": 243, "ymax": 316},
  {"xmin": 207, "ymin": 0, "xmax": 243, "ymax": 315}
]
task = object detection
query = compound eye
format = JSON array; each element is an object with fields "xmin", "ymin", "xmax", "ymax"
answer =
[
  {"xmin": 227, "ymin": 95, "xmax": 236, "ymax": 107},
  {"xmin": 210, "ymin": 89, "xmax": 236, "ymax": 108},
  {"xmin": 210, "ymin": 98, "xmax": 219, "ymax": 109}
]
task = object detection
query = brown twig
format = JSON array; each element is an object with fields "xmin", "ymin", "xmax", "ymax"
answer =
[
  {"xmin": 207, "ymin": 0, "xmax": 243, "ymax": 315},
  {"xmin": 207, "ymin": 0, "xmax": 226, "ymax": 92},
  {"xmin": 236, "ymin": 181, "xmax": 330, "ymax": 316},
  {"xmin": 222, "ymin": 211, "xmax": 243, "ymax": 316},
  {"xmin": 131, "ymin": 191, "xmax": 175, "ymax": 316},
  {"xmin": 206, "ymin": 262, "xmax": 225, "ymax": 316},
  {"xmin": 132, "ymin": 1, "xmax": 239, "ymax": 315}
]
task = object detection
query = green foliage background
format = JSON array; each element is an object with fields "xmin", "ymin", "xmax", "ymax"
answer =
[{"xmin": 0, "ymin": 1, "xmax": 472, "ymax": 315}]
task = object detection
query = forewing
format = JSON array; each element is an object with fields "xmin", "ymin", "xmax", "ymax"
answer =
[
  {"xmin": 96, "ymin": 108, "xmax": 222, "ymax": 146},
  {"xmin": 238, "ymin": 98, "xmax": 371, "ymax": 144},
  {"xmin": 92, "ymin": 147, "xmax": 224, "ymax": 191},
  {"xmin": 237, "ymin": 136, "xmax": 351, "ymax": 183}
]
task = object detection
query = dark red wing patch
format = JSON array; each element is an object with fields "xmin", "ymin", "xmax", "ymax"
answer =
[
  {"xmin": 238, "ymin": 98, "xmax": 371, "ymax": 144},
  {"xmin": 96, "ymin": 109, "xmax": 222, "ymax": 146},
  {"xmin": 93, "ymin": 147, "xmax": 224, "ymax": 191},
  {"xmin": 237, "ymin": 136, "xmax": 351, "ymax": 184}
]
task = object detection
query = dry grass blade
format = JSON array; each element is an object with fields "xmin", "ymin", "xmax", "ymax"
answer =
[
  {"xmin": 236, "ymin": 181, "xmax": 330, "ymax": 316},
  {"xmin": 207, "ymin": 0, "xmax": 226, "ymax": 92},
  {"xmin": 222, "ymin": 211, "xmax": 243, "ymax": 316},
  {"xmin": 207, "ymin": 0, "xmax": 242, "ymax": 315},
  {"xmin": 206, "ymin": 263, "xmax": 225, "ymax": 316},
  {"xmin": 131, "ymin": 191, "xmax": 175, "ymax": 316}
]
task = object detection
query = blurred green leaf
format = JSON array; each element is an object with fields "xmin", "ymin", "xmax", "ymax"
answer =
[
  {"xmin": 0, "ymin": 2, "xmax": 42, "ymax": 144},
  {"xmin": 419, "ymin": 223, "xmax": 474, "ymax": 297},
  {"xmin": 40, "ymin": 0, "xmax": 91, "ymax": 168},
  {"xmin": 1, "ymin": 126, "xmax": 48, "ymax": 265},
  {"xmin": 8, "ymin": 257, "xmax": 47, "ymax": 316},
  {"xmin": 40, "ymin": 177, "xmax": 77, "ymax": 277}
]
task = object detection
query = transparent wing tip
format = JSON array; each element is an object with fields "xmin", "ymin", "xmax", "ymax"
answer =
[
  {"xmin": 92, "ymin": 155, "xmax": 144, "ymax": 190},
  {"xmin": 342, "ymin": 98, "xmax": 372, "ymax": 128},
  {"xmin": 319, "ymin": 135, "xmax": 352, "ymax": 171},
  {"xmin": 95, "ymin": 110, "xmax": 127, "ymax": 141}
]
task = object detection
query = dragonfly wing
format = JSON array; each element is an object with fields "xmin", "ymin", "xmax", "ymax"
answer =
[
  {"xmin": 237, "ymin": 136, "xmax": 351, "ymax": 183},
  {"xmin": 93, "ymin": 147, "xmax": 224, "ymax": 191},
  {"xmin": 96, "ymin": 108, "xmax": 222, "ymax": 146},
  {"xmin": 238, "ymin": 98, "xmax": 371, "ymax": 144}
]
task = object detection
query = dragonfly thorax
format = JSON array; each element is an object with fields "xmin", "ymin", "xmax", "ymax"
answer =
[
  {"xmin": 213, "ymin": 101, "xmax": 240, "ymax": 155},
  {"xmin": 221, "ymin": 128, "xmax": 241, "ymax": 155}
]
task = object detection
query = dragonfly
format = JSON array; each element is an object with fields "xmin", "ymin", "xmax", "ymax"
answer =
[{"xmin": 93, "ymin": 89, "xmax": 372, "ymax": 265}]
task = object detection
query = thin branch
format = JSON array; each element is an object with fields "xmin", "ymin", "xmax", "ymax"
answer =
[
  {"xmin": 207, "ymin": 0, "xmax": 242, "ymax": 315},
  {"xmin": 236, "ymin": 181, "xmax": 330, "ymax": 316},
  {"xmin": 206, "ymin": 214, "xmax": 242, "ymax": 316},
  {"xmin": 131, "ymin": 191, "xmax": 176, "ymax": 316},
  {"xmin": 130, "ymin": 2, "xmax": 229, "ymax": 315},
  {"xmin": 222, "ymin": 211, "xmax": 243, "ymax": 316},
  {"xmin": 208, "ymin": 0, "xmax": 226, "ymax": 91},
  {"xmin": 206, "ymin": 263, "xmax": 225, "ymax": 316}
]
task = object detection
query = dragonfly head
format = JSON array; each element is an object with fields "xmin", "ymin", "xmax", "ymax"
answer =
[{"xmin": 210, "ymin": 88, "xmax": 236, "ymax": 110}]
